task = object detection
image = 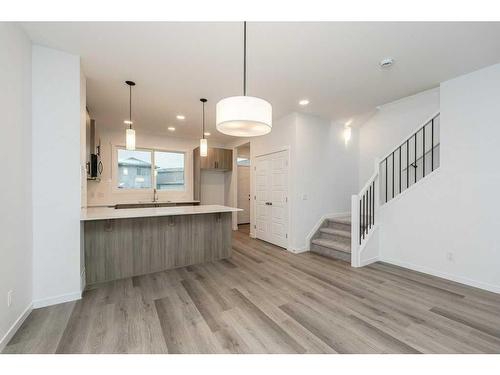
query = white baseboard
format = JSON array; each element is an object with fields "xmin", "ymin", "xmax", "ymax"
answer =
[
  {"xmin": 288, "ymin": 247, "xmax": 308, "ymax": 254},
  {"xmin": 0, "ymin": 303, "xmax": 32, "ymax": 352},
  {"xmin": 32, "ymin": 291, "xmax": 82, "ymax": 309},
  {"xmin": 360, "ymin": 256, "xmax": 379, "ymax": 267},
  {"xmin": 382, "ymin": 257, "xmax": 500, "ymax": 294}
]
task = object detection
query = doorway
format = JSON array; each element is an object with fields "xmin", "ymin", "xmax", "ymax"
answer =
[
  {"xmin": 255, "ymin": 149, "xmax": 289, "ymax": 248},
  {"xmin": 236, "ymin": 143, "xmax": 251, "ymax": 231}
]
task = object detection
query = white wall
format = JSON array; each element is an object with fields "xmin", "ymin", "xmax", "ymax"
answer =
[
  {"xmin": 358, "ymin": 88, "xmax": 440, "ymax": 187},
  {"xmin": 378, "ymin": 64, "xmax": 500, "ymax": 293},
  {"xmin": 0, "ymin": 23, "xmax": 33, "ymax": 351},
  {"xmin": 200, "ymin": 171, "xmax": 226, "ymax": 205},
  {"xmin": 224, "ymin": 112, "xmax": 358, "ymax": 252},
  {"xmin": 32, "ymin": 45, "xmax": 82, "ymax": 307},
  {"xmin": 293, "ymin": 113, "xmax": 358, "ymax": 251},
  {"xmin": 87, "ymin": 126, "xmax": 226, "ymax": 206}
]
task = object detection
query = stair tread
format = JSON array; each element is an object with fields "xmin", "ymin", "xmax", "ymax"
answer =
[
  {"xmin": 319, "ymin": 227, "xmax": 351, "ymax": 238},
  {"xmin": 311, "ymin": 238, "xmax": 351, "ymax": 253},
  {"xmin": 328, "ymin": 217, "xmax": 351, "ymax": 225}
]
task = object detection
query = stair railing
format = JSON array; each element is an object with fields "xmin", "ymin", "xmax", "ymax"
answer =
[
  {"xmin": 351, "ymin": 160, "xmax": 379, "ymax": 267},
  {"xmin": 351, "ymin": 111, "xmax": 440, "ymax": 267},
  {"xmin": 380, "ymin": 112, "xmax": 440, "ymax": 204}
]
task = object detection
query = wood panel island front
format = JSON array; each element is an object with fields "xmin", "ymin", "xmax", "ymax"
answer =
[{"xmin": 80, "ymin": 205, "xmax": 241, "ymax": 286}]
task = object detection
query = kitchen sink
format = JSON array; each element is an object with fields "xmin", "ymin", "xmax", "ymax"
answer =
[{"xmin": 114, "ymin": 202, "xmax": 198, "ymax": 209}]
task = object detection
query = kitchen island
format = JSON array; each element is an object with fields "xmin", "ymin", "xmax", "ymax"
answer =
[{"xmin": 81, "ymin": 205, "xmax": 241, "ymax": 286}]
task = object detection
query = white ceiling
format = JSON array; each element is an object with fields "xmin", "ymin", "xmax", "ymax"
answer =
[{"xmin": 21, "ymin": 22, "xmax": 500, "ymax": 143}]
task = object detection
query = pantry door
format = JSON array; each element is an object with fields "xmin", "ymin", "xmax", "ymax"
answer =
[{"xmin": 254, "ymin": 150, "xmax": 289, "ymax": 248}]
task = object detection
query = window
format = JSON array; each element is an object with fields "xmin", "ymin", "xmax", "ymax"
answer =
[
  {"xmin": 117, "ymin": 148, "xmax": 185, "ymax": 191},
  {"xmin": 154, "ymin": 151, "xmax": 185, "ymax": 191},
  {"xmin": 118, "ymin": 149, "xmax": 152, "ymax": 189},
  {"xmin": 237, "ymin": 156, "xmax": 250, "ymax": 166}
]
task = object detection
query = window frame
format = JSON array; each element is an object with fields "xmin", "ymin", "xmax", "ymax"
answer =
[
  {"xmin": 153, "ymin": 149, "xmax": 186, "ymax": 192},
  {"xmin": 115, "ymin": 146, "xmax": 187, "ymax": 192}
]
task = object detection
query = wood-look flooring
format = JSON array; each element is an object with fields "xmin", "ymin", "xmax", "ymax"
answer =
[{"xmin": 3, "ymin": 227, "xmax": 500, "ymax": 354}]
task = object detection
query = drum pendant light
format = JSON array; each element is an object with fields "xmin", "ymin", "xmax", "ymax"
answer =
[
  {"xmin": 200, "ymin": 98, "xmax": 208, "ymax": 157},
  {"xmin": 216, "ymin": 22, "xmax": 272, "ymax": 137},
  {"xmin": 124, "ymin": 80, "xmax": 136, "ymax": 150}
]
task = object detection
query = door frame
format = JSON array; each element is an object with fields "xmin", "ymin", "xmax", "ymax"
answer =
[
  {"xmin": 230, "ymin": 141, "xmax": 252, "ymax": 232},
  {"xmin": 236, "ymin": 164, "xmax": 251, "ymax": 225},
  {"xmin": 253, "ymin": 147, "xmax": 291, "ymax": 252}
]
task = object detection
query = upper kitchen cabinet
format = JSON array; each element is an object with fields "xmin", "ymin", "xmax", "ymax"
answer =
[{"xmin": 194, "ymin": 147, "xmax": 233, "ymax": 171}]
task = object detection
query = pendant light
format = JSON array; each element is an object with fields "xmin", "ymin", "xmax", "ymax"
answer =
[
  {"xmin": 124, "ymin": 80, "xmax": 136, "ymax": 150},
  {"xmin": 200, "ymin": 98, "xmax": 208, "ymax": 157},
  {"xmin": 216, "ymin": 22, "xmax": 272, "ymax": 137}
]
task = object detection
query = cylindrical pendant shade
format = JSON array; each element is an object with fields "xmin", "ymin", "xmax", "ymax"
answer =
[
  {"xmin": 126, "ymin": 128, "xmax": 136, "ymax": 150},
  {"xmin": 216, "ymin": 96, "xmax": 272, "ymax": 137},
  {"xmin": 200, "ymin": 138, "xmax": 208, "ymax": 157}
]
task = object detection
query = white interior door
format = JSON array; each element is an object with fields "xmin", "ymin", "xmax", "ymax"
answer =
[
  {"xmin": 255, "ymin": 150, "xmax": 288, "ymax": 248},
  {"xmin": 255, "ymin": 157, "xmax": 270, "ymax": 241},
  {"xmin": 237, "ymin": 165, "xmax": 250, "ymax": 224}
]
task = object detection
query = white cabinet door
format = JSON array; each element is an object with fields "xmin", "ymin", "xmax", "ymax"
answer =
[{"xmin": 255, "ymin": 150, "xmax": 288, "ymax": 248}]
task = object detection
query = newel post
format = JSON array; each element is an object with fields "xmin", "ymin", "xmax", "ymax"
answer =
[{"xmin": 351, "ymin": 194, "xmax": 360, "ymax": 267}]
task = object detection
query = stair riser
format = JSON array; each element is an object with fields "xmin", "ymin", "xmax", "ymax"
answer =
[
  {"xmin": 327, "ymin": 221, "xmax": 351, "ymax": 232},
  {"xmin": 311, "ymin": 244, "xmax": 351, "ymax": 263},
  {"xmin": 319, "ymin": 231, "xmax": 351, "ymax": 245}
]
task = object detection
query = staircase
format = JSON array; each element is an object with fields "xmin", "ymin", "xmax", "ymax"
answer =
[
  {"xmin": 310, "ymin": 112, "xmax": 440, "ymax": 267},
  {"xmin": 310, "ymin": 217, "xmax": 351, "ymax": 262}
]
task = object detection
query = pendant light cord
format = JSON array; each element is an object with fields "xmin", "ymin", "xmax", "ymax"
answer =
[
  {"xmin": 202, "ymin": 100, "xmax": 205, "ymax": 139},
  {"xmin": 243, "ymin": 21, "xmax": 247, "ymax": 96},
  {"xmin": 129, "ymin": 84, "xmax": 132, "ymax": 129}
]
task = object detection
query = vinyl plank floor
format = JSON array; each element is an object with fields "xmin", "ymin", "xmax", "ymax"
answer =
[{"xmin": 3, "ymin": 227, "xmax": 500, "ymax": 354}]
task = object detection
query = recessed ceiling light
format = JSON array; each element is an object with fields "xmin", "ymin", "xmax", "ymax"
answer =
[
  {"xmin": 204, "ymin": 132, "xmax": 211, "ymax": 136},
  {"xmin": 299, "ymin": 99, "xmax": 309, "ymax": 106},
  {"xmin": 176, "ymin": 115, "xmax": 185, "ymax": 120},
  {"xmin": 167, "ymin": 126, "xmax": 176, "ymax": 131},
  {"xmin": 380, "ymin": 57, "xmax": 394, "ymax": 68}
]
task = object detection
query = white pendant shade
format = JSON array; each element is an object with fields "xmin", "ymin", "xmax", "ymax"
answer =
[
  {"xmin": 216, "ymin": 96, "xmax": 272, "ymax": 137},
  {"xmin": 200, "ymin": 138, "xmax": 208, "ymax": 157},
  {"xmin": 126, "ymin": 128, "xmax": 136, "ymax": 150}
]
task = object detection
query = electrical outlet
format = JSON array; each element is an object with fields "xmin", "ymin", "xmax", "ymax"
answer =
[
  {"xmin": 446, "ymin": 252, "xmax": 454, "ymax": 262},
  {"xmin": 7, "ymin": 290, "xmax": 13, "ymax": 307}
]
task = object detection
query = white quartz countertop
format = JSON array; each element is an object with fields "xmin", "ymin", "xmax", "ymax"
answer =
[{"xmin": 81, "ymin": 205, "xmax": 242, "ymax": 221}]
